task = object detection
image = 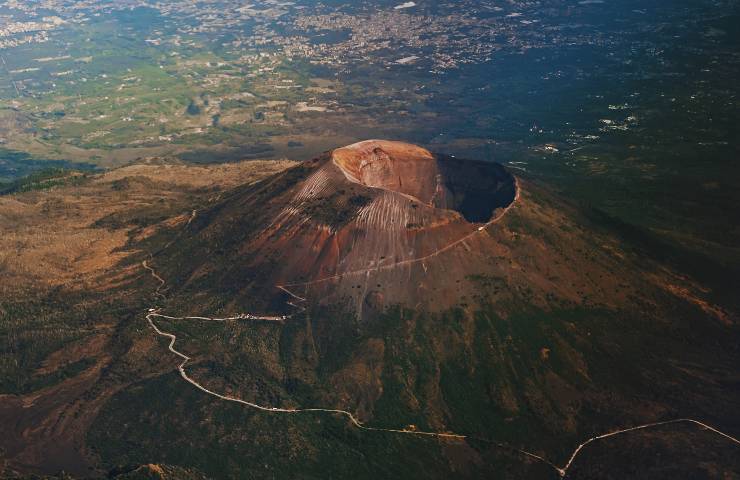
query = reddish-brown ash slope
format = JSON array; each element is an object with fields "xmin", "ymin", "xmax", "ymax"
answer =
[{"xmin": 160, "ymin": 140, "xmax": 669, "ymax": 319}]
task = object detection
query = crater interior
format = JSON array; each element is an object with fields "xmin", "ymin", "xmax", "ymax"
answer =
[{"xmin": 332, "ymin": 139, "xmax": 517, "ymax": 223}]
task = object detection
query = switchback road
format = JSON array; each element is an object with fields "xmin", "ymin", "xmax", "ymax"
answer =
[
  {"xmin": 142, "ymin": 260, "xmax": 739, "ymax": 478},
  {"xmin": 141, "ymin": 172, "xmax": 737, "ymax": 476}
]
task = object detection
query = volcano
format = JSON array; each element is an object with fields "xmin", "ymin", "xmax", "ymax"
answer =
[
  {"xmin": 159, "ymin": 139, "xmax": 649, "ymax": 317},
  {"xmin": 144, "ymin": 140, "xmax": 739, "ymax": 479},
  {"xmin": 158, "ymin": 140, "xmax": 533, "ymax": 312}
]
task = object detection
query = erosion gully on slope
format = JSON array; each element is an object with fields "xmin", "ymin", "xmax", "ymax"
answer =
[
  {"xmin": 142, "ymin": 195, "xmax": 739, "ymax": 478},
  {"xmin": 277, "ymin": 176, "xmax": 522, "ymax": 292}
]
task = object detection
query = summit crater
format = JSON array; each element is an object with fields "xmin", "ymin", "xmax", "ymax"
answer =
[{"xmin": 332, "ymin": 140, "xmax": 516, "ymax": 223}]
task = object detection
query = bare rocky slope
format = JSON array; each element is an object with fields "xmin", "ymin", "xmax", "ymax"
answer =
[{"xmin": 158, "ymin": 140, "xmax": 639, "ymax": 315}]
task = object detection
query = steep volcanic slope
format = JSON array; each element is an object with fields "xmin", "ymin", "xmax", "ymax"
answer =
[
  {"xmin": 158, "ymin": 139, "xmax": 644, "ymax": 318},
  {"xmin": 160, "ymin": 140, "xmax": 526, "ymax": 313},
  {"xmin": 134, "ymin": 140, "xmax": 740, "ymax": 479}
]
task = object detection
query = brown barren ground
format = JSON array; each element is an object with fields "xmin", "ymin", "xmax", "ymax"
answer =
[{"xmin": 0, "ymin": 158, "xmax": 294, "ymax": 476}]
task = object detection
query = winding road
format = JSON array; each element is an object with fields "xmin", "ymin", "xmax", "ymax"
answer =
[
  {"xmin": 143, "ymin": 259, "xmax": 739, "ymax": 478},
  {"xmin": 141, "ymin": 174, "xmax": 738, "ymax": 477}
]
